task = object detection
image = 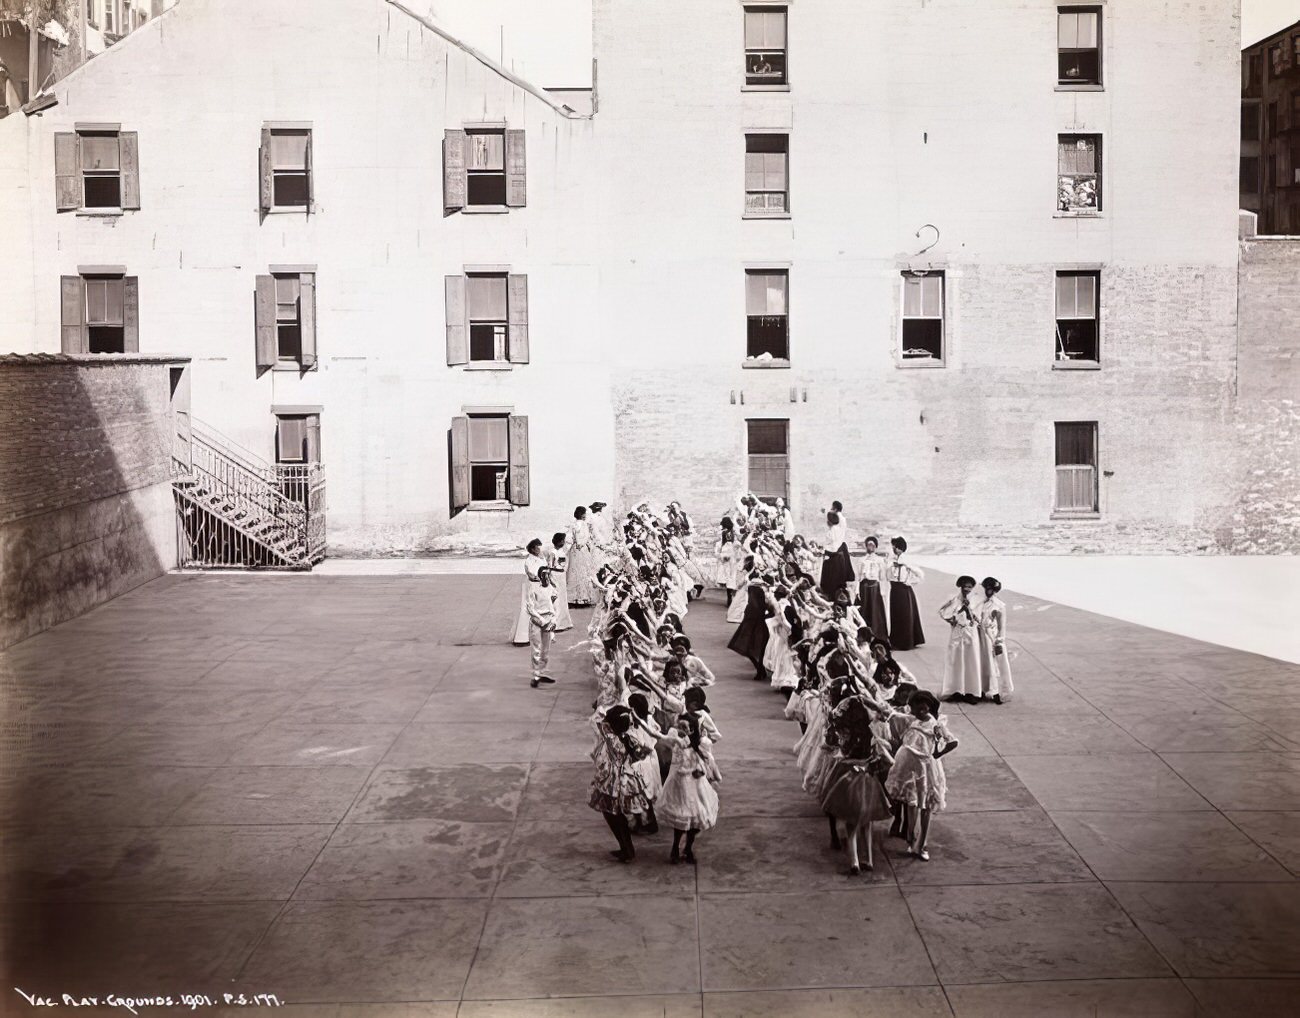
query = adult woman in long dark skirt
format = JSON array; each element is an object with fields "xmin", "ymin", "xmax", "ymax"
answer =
[
  {"xmin": 886, "ymin": 536, "xmax": 926, "ymax": 651},
  {"xmin": 818, "ymin": 510, "xmax": 854, "ymax": 599},
  {"xmin": 727, "ymin": 574, "xmax": 771, "ymax": 681},
  {"xmin": 856, "ymin": 536, "xmax": 889, "ymax": 635}
]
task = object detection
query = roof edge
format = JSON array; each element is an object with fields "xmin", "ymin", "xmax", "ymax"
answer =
[{"xmin": 384, "ymin": 0, "xmax": 587, "ymax": 120}]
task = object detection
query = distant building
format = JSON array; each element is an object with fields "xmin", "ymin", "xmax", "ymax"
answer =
[{"xmin": 1241, "ymin": 19, "xmax": 1300, "ymax": 234}]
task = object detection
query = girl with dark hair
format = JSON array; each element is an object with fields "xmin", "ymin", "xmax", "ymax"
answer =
[
  {"xmin": 821, "ymin": 696, "xmax": 896, "ymax": 874},
  {"xmin": 727, "ymin": 571, "xmax": 771, "ymax": 681},
  {"xmin": 818, "ymin": 510, "xmax": 855, "ymax": 599},
  {"xmin": 976, "ymin": 576, "xmax": 1014, "ymax": 704},
  {"xmin": 589, "ymin": 705, "xmax": 652, "ymax": 863},
  {"xmin": 568, "ymin": 506, "xmax": 596, "ymax": 607},
  {"xmin": 546, "ymin": 532, "xmax": 574, "ymax": 633},
  {"xmin": 726, "ymin": 555, "xmax": 755, "ymax": 624},
  {"xmin": 715, "ymin": 518, "xmax": 738, "ymax": 606},
  {"xmin": 940, "ymin": 575, "xmax": 981, "ymax": 704},
  {"xmin": 626, "ymin": 693, "xmax": 663, "ymax": 835},
  {"xmin": 884, "ymin": 689, "xmax": 958, "ymax": 861},
  {"xmin": 510, "ymin": 538, "xmax": 548, "ymax": 645},
  {"xmin": 886, "ymin": 537, "xmax": 926, "ymax": 651},
  {"xmin": 857, "ymin": 536, "xmax": 889, "ymax": 634},
  {"xmin": 657, "ymin": 710, "xmax": 720, "ymax": 864}
]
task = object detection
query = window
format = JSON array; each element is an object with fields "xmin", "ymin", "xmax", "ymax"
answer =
[
  {"xmin": 900, "ymin": 272, "xmax": 944, "ymax": 362},
  {"xmin": 260, "ymin": 128, "xmax": 311, "ymax": 210},
  {"xmin": 88, "ymin": 1, "xmax": 98, "ymax": 28},
  {"xmin": 747, "ymin": 419, "xmax": 789, "ymax": 505},
  {"xmin": 1055, "ymin": 272, "xmax": 1099, "ymax": 364},
  {"xmin": 1246, "ymin": 53, "xmax": 1262, "ymax": 91},
  {"xmin": 1268, "ymin": 102, "xmax": 1279, "ymax": 138},
  {"xmin": 54, "ymin": 130, "xmax": 140, "ymax": 212},
  {"xmin": 1057, "ymin": 7, "xmax": 1101, "ymax": 85},
  {"xmin": 449, "ymin": 414, "xmax": 530, "ymax": 514},
  {"xmin": 1271, "ymin": 44, "xmax": 1284, "ymax": 79},
  {"xmin": 255, "ymin": 272, "xmax": 316, "ymax": 372},
  {"xmin": 445, "ymin": 273, "xmax": 529, "ymax": 366},
  {"xmin": 104, "ymin": 0, "xmax": 115, "ymax": 34},
  {"xmin": 59, "ymin": 273, "xmax": 139, "ymax": 354},
  {"xmin": 1293, "ymin": 91, "xmax": 1300, "ymax": 123},
  {"xmin": 1054, "ymin": 422, "xmax": 1098, "ymax": 514},
  {"xmin": 275, "ymin": 413, "xmax": 321, "ymax": 464},
  {"xmin": 745, "ymin": 134, "xmax": 789, "ymax": 214},
  {"xmin": 1241, "ymin": 156, "xmax": 1261, "ymax": 193},
  {"xmin": 443, "ymin": 128, "xmax": 526, "ymax": 212},
  {"xmin": 745, "ymin": 270, "xmax": 789, "ymax": 361},
  {"xmin": 1242, "ymin": 103, "xmax": 1261, "ymax": 142},
  {"xmin": 744, "ymin": 6, "xmax": 787, "ymax": 85},
  {"xmin": 1058, "ymin": 134, "xmax": 1101, "ymax": 213}
]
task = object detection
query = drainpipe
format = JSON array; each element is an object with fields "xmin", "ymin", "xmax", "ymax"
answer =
[{"xmin": 28, "ymin": 4, "xmax": 39, "ymax": 101}]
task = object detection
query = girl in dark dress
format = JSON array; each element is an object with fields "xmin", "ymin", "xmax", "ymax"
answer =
[
  {"xmin": 727, "ymin": 574, "xmax": 771, "ymax": 681},
  {"xmin": 818, "ymin": 510, "xmax": 855, "ymax": 599},
  {"xmin": 886, "ymin": 536, "xmax": 926, "ymax": 651},
  {"xmin": 856, "ymin": 536, "xmax": 889, "ymax": 635}
]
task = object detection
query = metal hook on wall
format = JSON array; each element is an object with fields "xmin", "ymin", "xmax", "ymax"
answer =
[{"xmin": 914, "ymin": 223, "xmax": 939, "ymax": 258}]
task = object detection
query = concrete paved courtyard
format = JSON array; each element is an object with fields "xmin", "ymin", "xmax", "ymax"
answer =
[{"xmin": 1, "ymin": 570, "xmax": 1298, "ymax": 1017}]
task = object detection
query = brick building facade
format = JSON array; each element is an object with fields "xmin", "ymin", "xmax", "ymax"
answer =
[
  {"xmin": 1240, "ymin": 18, "xmax": 1300, "ymax": 235},
  {"xmin": 0, "ymin": 0, "xmax": 1294, "ymax": 557}
]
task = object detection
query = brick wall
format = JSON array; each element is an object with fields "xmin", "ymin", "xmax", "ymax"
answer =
[{"xmin": 0, "ymin": 355, "xmax": 185, "ymax": 647}]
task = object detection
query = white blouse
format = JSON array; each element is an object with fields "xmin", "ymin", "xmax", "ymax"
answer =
[
  {"xmin": 887, "ymin": 559, "xmax": 923, "ymax": 587},
  {"xmin": 858, "ymin": 554, "xmax": 885, "ymax": 583}
]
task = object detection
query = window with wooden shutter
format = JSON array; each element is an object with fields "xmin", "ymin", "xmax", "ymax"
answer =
[
  {"xmin": 276, "ymin": 415, "xmax": 308, "ymax": 463},
  {"xmin": 79, "ymin": 132, "xmax": 122, "ymax": 209},
  {"xmin": 60, "ymin": 275, "xmax": 87, "ymax": 352},
  {"xmin": 467, "ymin": 274, "xmax": 507, "ymax": 362},
  {"xmin": 445, "ymin": 274, "xmax": 468, "ymax": 365},
  {"xmin": 507, "ymin": 274, "xmax": 529, "ymax": 363},
  {"xmin": 465, "ymin": 415, "xmax": 511, "ymax": 503},
  {"xmin": 1058, "ymin": 134, "xmax": 1101, "ymax": 213},
  {"xmin": 444, "ymin": 129, "xmax": 468, "ymax": 213},
  {"xmin": 465, "ymin": 129, "xmax": 506, "ymax": 206},
  {"xmin": 266, "ymin": 129, "xmax": 310, "ymax": 209},
  {"xmin": 508, "ymin": 414, "xmax": 530, "ymax": 505},
  {"xmin": 505, "ymin": 129, "xmax": 526, "ymax": 207},
  {"xmin": 449, "ymin": 416, "xmax": 470, "ymax": 515},
  {"xmin": 258, "ymin": 127, "xmax": 273, "ymax": 212},
  {"xmin": 83, "ymin": 275, "xmax": 127, "ymax": 353},
  {"xmin": 122, "ymin": 275, "xmax": 139, "ymax": 352},
  {"xmin": 1054, "ymin": 421, "xmax": 1098, "ymax": 513},
  {"xmin": 298, "ymin": 272, "xmax": 317, "ymax": 368},
  {"xmin": 55, "ymin": 133, "xmax": 81, "ymax": 211},
  {"xmin": 254, "ymin": 274, "xmax": 276, "ymax": 374},
  {"xmin": 900, "ymin": 272, "xmax": 944, "ymax": 362},
  {"xmin": 120, "ymin": 131, "xmax": 140, "ymax": 209}
]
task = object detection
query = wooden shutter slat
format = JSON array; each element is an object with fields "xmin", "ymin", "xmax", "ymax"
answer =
[
  {"xmin": 508, "ymin": 414, "xmax": 530, "ymax": 506},
  {"xmin": 505, "ymin": 129, "xmax": 526, "ymax": 207},
  {"xmin": 259, "ymin": 127, "xmax": 273, "ymax": 212},
  {"xmin": 120, "ymin": 131, "xmax": 140, "ymax": 210},
  {"xmin": 306, "ymin": 414, "xmax": 322, "ymax": 464},
  {"xmin": 55, "ymin": 133, "xmax": 81, "ymax": 211},
  {"xmin": 60, "ymin": 275, "xmax": 86, "ymax": 353},
  {"xmin": 304, "ymin": 129, "xmax": 314, "ymax": 213},
  {"xmin": 122, "ymin": 276, "xmax": 139, "ymax": 352},
  {"xmin": 450, "ymin": 416, "xmax": 470, "ymax": 514},
  {"xmin": 255, "ymin": 274, "xmax": 276, "ymax": 373},
  {"xmin": 507, "ymin": 273, "xmax": 529, "ymax": 364},
  {"xmin": 299, "ymin": 272, "xmax": 317, "ymax": 368},
  {"xmin": 445, "ymin": 274, "xmax": 468, "ymax": 366},
  {"xmin": 443, "ymin": 129, "xmax": 467, "ymax": 212}
]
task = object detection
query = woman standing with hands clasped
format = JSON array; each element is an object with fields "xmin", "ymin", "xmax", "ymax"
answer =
[
  {"xmin": 886, "ymin": 537, "xmax": 926, "ymax": 651},
  {"xmin": 939, "ymin": 575, "xmax": 982, "ymax": 705},
  {"xmin": 976, "ymin": 576, "xmax": 1014, "ymax": 704}
]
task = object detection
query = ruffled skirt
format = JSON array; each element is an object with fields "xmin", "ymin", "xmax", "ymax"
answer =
[
  {"xmin": 820, "ymin": 760, "xmax": 894, "ymax": 826},
  {"xmin": 885, "ymin": 747, "xmax": 946, "ymax": 811},
  {"xmin": 657, "ymin": 769, "xmax": 719, "ymax": 832}
]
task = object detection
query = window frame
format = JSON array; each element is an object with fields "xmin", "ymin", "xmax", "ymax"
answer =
[
  {"xmin": 1052, "ymin": 420, "xmax": 1100, "ymax": 517},
  {"xmin": 1057, "ymin": 133, "xmax": 1103, "ymax": 216},
  {"xmin": 743, "ymin": 267, "xmax": 791, "ymax": 366},
  {"xmin": 272, "ymin": 273, "xmax": 303, "ymax": 365},
  {"xmin": 83, "ymin": 273, "xmax": 127, "ymax": 354},
  {"xmin": 745, "ymin": 417, "xmax": 790, "ymax": 506},
  {"xmin": 466, "ymin": 273, "xmax": 510, "ymax": 364},
  {"xmin": 743, "ymin": 131, "xmax": 791, "ymax": 218},
  {"xmin": 1053, "ymin": 269, "xmax": 1102, "ymax": 368},
  {"xmin": 1056, "ymin": 5, "xmax": 1102, "ymax": 89},
  {"xmin": 467, "ymin": 413, "xmax": 512, "ymax": 507},
  {"xmin": 898, "ymin": 270, "xmax": 946, "ymax": 367},
  {"xmin": 465, "ymin": 128, "xmax": 508, "ymax": 208},
  {"xmin": 268, "ymin": 128, "xmax": 311, "ymax": 211},
  {"xmin": 79, "ymin": 130, "xmax": 123, "ymax": 211},
  {"xmin": 742, "ymin": 3, "xmax": 789, "ymax": 90}
]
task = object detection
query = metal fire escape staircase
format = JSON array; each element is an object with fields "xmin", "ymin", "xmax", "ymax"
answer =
[{"xmin": 171, "ymin": 418, "xmax": 326, "ymax": 570}]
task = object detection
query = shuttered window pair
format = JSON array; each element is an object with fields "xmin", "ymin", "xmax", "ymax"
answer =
[
  {"xmin": 901, "ymin": 272, "xmax": 944, "ymax": 362},
  {"xmin": 55, "ymin": 130, "xmax": 140, "ymax": 212},
  {"xmin": 255, "ymin": 273, "xmax": 317, "ymax": 372},
  {"xmin": 444, "ymin": 129, "xmax": 526, "ymax": 212},
  {"xmin": 449, "ymin": 415, "xmax": 529, "ymax": 514},
  {"xmin": 445, "ymin": 274, "xmax": 528, "ymax": 365},
  {"xmin": 259, "ymin": 127, "xmax": 313, "ymax": 212},
  {"xmin": 60, "ymin": 274, "xmax": 139, "ymax": 353}
]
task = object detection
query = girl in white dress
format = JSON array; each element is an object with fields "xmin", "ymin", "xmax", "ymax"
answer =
[
  {"xmin": 546, "ymin": 533, "xmax": 574, "ymax": 633},
  {"xmin": 510, "ymin": 539, "xmax": 547, "ymax": 645},
  {"xmin": 658, "ymin": 711, "xmax": 720, "ymax": 864},
  {"xmin": 939, "ymin": 576, "xmax": 981, "ymax": 703},
  {"xmin": 627, "ymin": 692, "xmax": 663, "ymax": 834},
  {"xmin": 884, "ymin": 689, "xmax": 959, "ymax": 862},
  {"xmin": 976, "ymin": 577, "xmax": 1014, "ymax": 704}
]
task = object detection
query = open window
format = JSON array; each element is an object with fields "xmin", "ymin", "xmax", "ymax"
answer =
[
  {"xmin": 275, "ymin": 412, "xmax": 321, "ymax": 465},
  {"xmin": 744, "ymin": 6, "xmax": 787, "ymax": 86},
  {"xmin": 259, "ymin": 126, "xmax": 313, "ymax": 213},
  {"xmin": 54, "ymin": 128, "xmax": 140, "ymax": 212},
  {"xmin": 1058, "ymin": 134, "xmax": 1101, "ymax": 213},
  {"xmin": 745, "ymin": 270, "xmax": 789, "ymax": 362},
  {"xmin": 449, "ymin": 414, "xmax": 530, "ymax": 515},
  {"xmin": 255, "ymin": 271, "xmax": 317, "ymax": 373},
  {"xmin": 747, "ymin": 419, "xmax": 789, "ymax": 505},
  {"xmin": 900, "ymin": 272, "xmax": 944, "ymax": 363},
  {"xmin": 444, "ymin": 128, "xmax": 526, "ymax": 212},
  {"xmin": 1055, "ymin": 271, "xmax": 1100, "ymax": 365},
  {"xmin": 60, "ymin": 272, "xmax": 139, "ymax": 354},
  {"xmin": 445, "ymin": 273, "xmax": 529, "ymax": 366},
  {"xmin": 1057, "ymin": 7, "xmax": 1101, "ymax": 85},
  {"xmin": 1054, "ymin": 421, "xmax": 1098, "ymax": 515}
]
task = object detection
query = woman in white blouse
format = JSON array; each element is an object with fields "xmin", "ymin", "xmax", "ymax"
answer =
[
  {"xmin": 976, "ymin": 576, "xmax": 1014, "ymax": 704},
  {"xmin": 886, "ymin": 536, "xmax": 925, "ymax": 651},
  {"xmin": 856, "ymin": 535, "xmax": 889, "ymax": 635},
  {"xmin": 818, "ymin": 506, "xmax": 854, "ymax": 600}
]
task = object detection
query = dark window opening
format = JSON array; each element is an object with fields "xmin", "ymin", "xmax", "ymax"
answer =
[
  {"xmin": 745, "ymin": 270, "xmax": 789, "ymax": 361},
  {"xmin": 277, "ymin": 325, "xmax": 302, "ymax": 362},
  {"xmin": 1057, "ymin": 7, "xmax": 1101, "ymax": 84},
  {"xmin": 88, "ymin": 326, "xmax": 125, "ymax": 353},
  {"xmin": 83, "ymin": 174, "xmax": 122, "ymax": 209},
  {"xmin": 902, "ymin": 319, "xmax": 942, "ymax": 360},
  {"xmin": 470, "ymin": 323, "xmax": 507, "ymax": 361},
  {"xmin": 467, "ymin": 174, "xmax": 507, "ymax": 206},
  {"xmin": 747, "ymin": 316, "xmax": 788, "ymax": 359},
  {"xmin": 470, "ymin": 464, "xmax": 509, "ymax": 502},
  {"xmin": 466, "ymin": 130, "xmax": 506, "ymax": 206},
  {"xmin": 1241, "ymin": 156, "xmax": 1261, "ymax": 192},
  {"xmin": 273, "ymin": 173, "xmax": 309, "ymax": 207},
  {"xmin": 744, "ymin": 7, "xmax": 787, "ymax": 85},
  {"xmin": 1242, "ymin": 103, "xmax": 1261, "ymax": 142}
]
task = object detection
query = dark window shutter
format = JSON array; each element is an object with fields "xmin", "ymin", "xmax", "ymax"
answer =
[
  {"xmin": 445, "ymin": 274, "xmax": 467, "ymax": 365},
  {"xmin": 60, "ymin": 275, "xmax": 87, "ymax": 353},
  {"xmin": 305, "ymin": 414, "xmax": 322, "ymax": 464},
  {"xmin": 508, "ymin": 414, "xmax": 530, "ymax": 505},
  {"xmin": 299, "ymin": 272, "xmax": 317, "ymax": 368},
  {"xmin": 450, "ymin": 415, "xmax": 470, "ymax": 514},
  {"xmin": 55, "ymin": 133, "xmax": 80, "ymax": 211},
  {"xmin": 443, "ymin": 129, "xmax": 467, "ymax": 212},
  {"xmin": 505, "ymin": 129, "xmax": 526, "ymax": 207},
  {"xmin": 258, "ymin": 127, "xmax": 273, "ymax": 212},
  {"xmin": 120, "ymin": 131, "xmax": 141, "ymax": 209},
  {"xmin": 507, "ymin": 273, "xmax": 529, "ymax": 363},
  {"xmin": 304, "ymin": 129, "xmax": 314, "ymax": 213},
  {"xmin": 255, "ymin": 274, "xmax": 276, "ymax": 373},
  {"xmin": 123, "ymin": 276, "xmax": 139, "ymax": 352}
]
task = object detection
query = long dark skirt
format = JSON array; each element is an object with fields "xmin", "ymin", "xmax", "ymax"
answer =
[
  {"xmin": 727, "ymin": 585, "xmax": 769, "ymax": 669},
  {"xmin": 858, "ymin": 579, "xmax": 888, "ymax": 634},
  {"xmin": 888, "ymin": 582, "xmax": 925, "ymax": 651},
  {"xmin": 819, "ymin": 544, "xmax": 855, "ymax": 598}
]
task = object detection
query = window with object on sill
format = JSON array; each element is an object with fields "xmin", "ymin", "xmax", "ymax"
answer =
[
  {"xmin": 1055, "ymin": 271, "xmax": 1099, "ymax": 364},
  {"xmin": 900, "ymin": 272, "xmax": 944, "ymax": 362},
  {"xmin": 745, "ymin": 270, "xmax": 788, "ymax": 361},
  {"xmin": 1057, "ymin": 6, "xmax": 1101, "ymax": 85},
  {"xmin": 745, "ymin": 133, "xmax": 789, "ymax": 213},
  {"xmin": 1058, "ymin": 134, "xmax": 1101, "ymax": 213},
  {"xmin": 1054, "ymin": 421, "xmax": 1098, "ymax": 513},
  {"xmin": 445, "ymin": 273, "xmax": 529, "ymax": 366},
  {"xmin": 468, "ymin": 274, "xmax": 508, "ymax": 362},
  {"xmin": 449, "ymin": 414, "xmax": 530, "ymax": 515},
  {"xmin": 254, "ymin": 272, "xmax": 317, "ymax": 373},
  {"xmin": 54, "ymin": 129, "xmax": 140, "ymax": 212},
  {"xmin": 466, "ymin": 130, "xmax": 506, "ymax": 206},
  {"xmin": 274, "ymin": 274, "xmax": 304, "ymax": 363},
  {"xmin": 744, "ymin": 6, "xmax": 787, "ymax": 85}
]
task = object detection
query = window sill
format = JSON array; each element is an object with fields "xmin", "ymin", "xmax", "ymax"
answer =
[
  {"xmin": 462, "ymin": 205, "xmax": 511, "ymax": 215},
  {"xmin": 742, "ymin": 358, "xmax": 790, "ymax": 369},
  {"xmin": 467, "ymin": 500, "xmax": 514, "ymax": 512},
  {"xmin": 742, "ymin": 83, "xmax": 791, "ymax": 92},
  {"xmin": 273, "ymin": 362, "xmax": 316, "ymax": 372},
  {"xmin": 1055, "ymin": 83, "xmax": 1105, "ymax": 92},
  {"xmin": 265, "ymin": 205, "xmax": 316, "ymax": 215},
  {"xmin": 1050, "ymin": 511, "xmax": 1101, "ymax": 521},
  {"xmin": 76, "ymin": 208, "xmax": 123, "ymax": 217},
  {"xmin": 463, "ymin": 362, "xmax": 515, "ymax": 371},
  {"xmin": 897, "ymin": 358, "xmax": 946, "ymax": 369},
  {"xmin": 1052, "ymin": 360, "xmax": 1101, "ymax": 370},
  {"xmin": 1054, "ymin": 211, "xmax": 1104, "ymax": 219},
  {"xmin": 742, "ymin": 211, "xmax": 792, "ymax": 220}
]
